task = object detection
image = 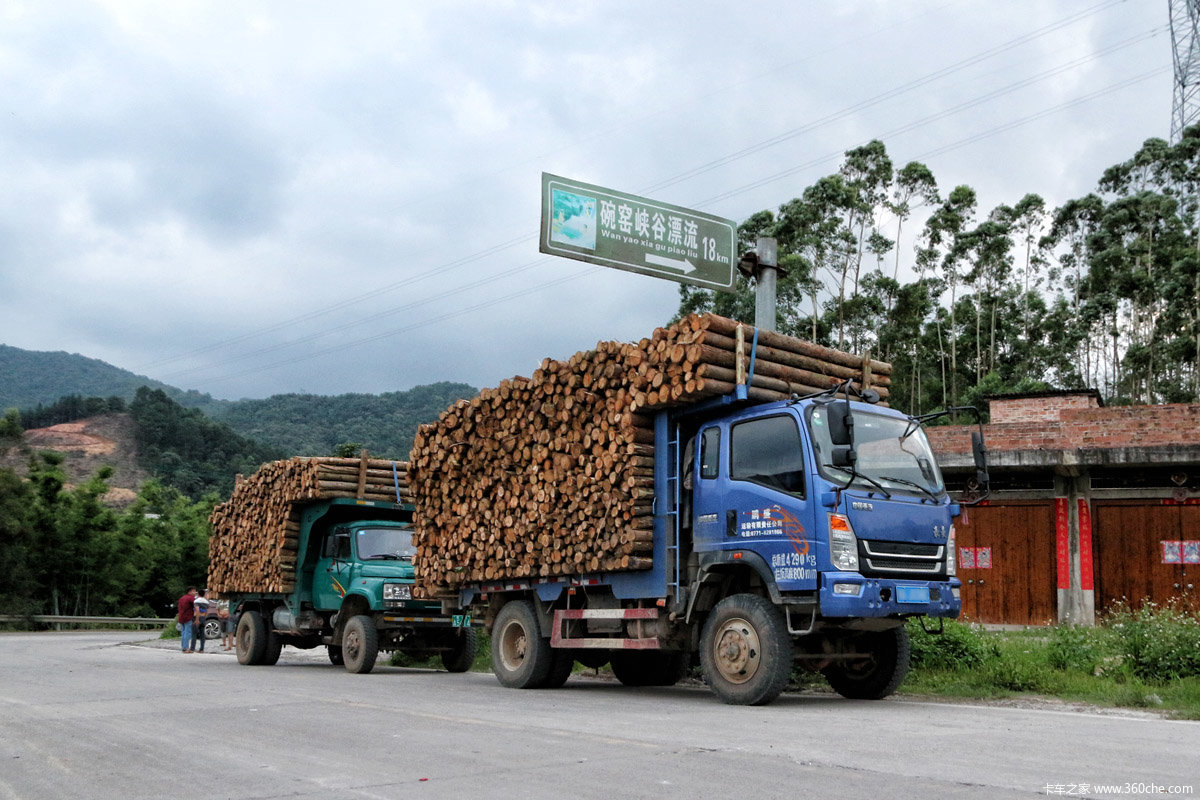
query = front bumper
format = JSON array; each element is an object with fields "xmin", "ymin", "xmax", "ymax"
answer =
[{"xmin": 817, "ymin": 572, "xmax": 962, "ymax": 619}]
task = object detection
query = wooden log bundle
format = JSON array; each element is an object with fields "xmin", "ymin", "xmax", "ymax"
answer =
[
  {"xmin": 207, "ymin": 454, "xmax": 411, "ymax": 597},
  {"xmin": 409, "ymin": 313, "xmax": 890, "ymax": 596}
]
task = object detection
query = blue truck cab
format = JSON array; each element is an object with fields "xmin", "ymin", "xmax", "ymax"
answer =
[
  {"xmin": 686, "ymin": 395, "xmax": 960, "ymax": 625},
  {"xmin": 468, "ymin": 385, "xmax": 983, "ymax": 706}
]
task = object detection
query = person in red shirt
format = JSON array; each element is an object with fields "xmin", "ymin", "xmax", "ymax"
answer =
[{"xmin": 177, "ymin": 587, "xmax": 198, "ymax": 653}]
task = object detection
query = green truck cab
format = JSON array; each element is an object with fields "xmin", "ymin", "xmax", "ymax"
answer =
[{"xmin": 228, "ymin": 497, "xmax": 477, "ymax": 674}]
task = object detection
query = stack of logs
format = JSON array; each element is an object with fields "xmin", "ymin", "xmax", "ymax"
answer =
[
  {"xmin": 207, "ymin": 454, "xmax": 412, "ymax": 596},
  {"xmin": 409, "ymin": 313, "xmax": 889, "ymax": 596}
]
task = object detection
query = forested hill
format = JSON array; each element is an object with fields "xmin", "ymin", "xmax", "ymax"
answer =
[
  {"xmin": 3, "ymin": 343, "xmax": 477, "ymax": 461},
  {"xmin": 206, "ymin": 382, "xmax": 478, "ymax": 459},
  {"xmin": 0, "ymin": 344, "xmax": 218, "ymax": 411}
]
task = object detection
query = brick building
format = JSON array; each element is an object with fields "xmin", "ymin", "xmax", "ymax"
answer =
[{"xmin": 925, "ymin": 391, "xmax": 1200, "ymax": 626}]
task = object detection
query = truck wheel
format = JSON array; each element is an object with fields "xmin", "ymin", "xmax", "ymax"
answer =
[
  {"xmin": 327, "ymin": 645, "xmax": 344, "ymax": 666},
  {"xmin": 440, "ymin": 628, "xmax": 480, "ymax": 673},
  {"xmin": 236, "ymin": 610, "xmax": 268, "ymax": 666},
  {"xmin": 542, "ymin": 649, "xmax": 575, "ymax": 689},
  {"xmin": 823, "ymin": 627, "xmax": 911, "ymax": 700},
  {"xmin": 491, "ymin": 600, "xmax": 553, "ymax": 688},
  {"xmin": 699, "ymin": 594, "xmax": 792, "ymax": 706},
  {"xmin": 262, "ymin": 628, "xmax": 283, "ymax": 666},
  {"xmin": 610, "ymin": 651, "xmax": 688, "ymax": 687},
  {"xmin": 342, "ymin": 615, "xmax": 380, "ymax": 674}
]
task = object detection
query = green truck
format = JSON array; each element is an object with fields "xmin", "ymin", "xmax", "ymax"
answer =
[{"xmin": 209, "ymin": 458, "xmax": 477, "ymax": 674}]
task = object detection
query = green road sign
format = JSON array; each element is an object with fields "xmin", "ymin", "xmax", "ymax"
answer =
[{"xmin": 539, "ymin": 173, "xmax": 737, "ymax": 292}]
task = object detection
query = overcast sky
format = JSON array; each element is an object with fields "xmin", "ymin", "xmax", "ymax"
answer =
[{"xmin": 0, "ymin": 1, "xmax": 1175, "ymax": 401}]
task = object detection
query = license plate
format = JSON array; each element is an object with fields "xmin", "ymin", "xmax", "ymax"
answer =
[{"xmin": 896, "ymin": 585, "xmax": 930, "ymax": 604}]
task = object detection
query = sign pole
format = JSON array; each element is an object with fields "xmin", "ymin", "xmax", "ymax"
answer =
[{"xmin": 754, "ymin": 237, "xmax": 778, "ymax": 333}]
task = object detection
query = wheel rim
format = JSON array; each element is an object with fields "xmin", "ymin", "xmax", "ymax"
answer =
[
  {"xmin": 345, "ymin": 628, "xmax": 361, "ymax": 663},
  {"xmin": 498, "ymin": 619, "xmax": 528, "ymax": 673},
  {"xmin": 712, "ymin": 616, "xmax": 761, "ymax": 685}
]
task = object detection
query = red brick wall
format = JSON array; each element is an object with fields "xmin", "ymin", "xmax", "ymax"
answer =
[
  {"xmin": 989, "ymin": 394, "xmax": 1100, "ymax": 424},
  {"xmin": 926, "ymin": 403, "xmax": 1200, "ymax": 455}
]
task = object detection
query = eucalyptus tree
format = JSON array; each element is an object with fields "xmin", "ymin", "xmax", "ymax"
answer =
[
  {"xmin": 916, "ymin": 185, "xmax": 978, "ymax": 408},
  {"xmin": 887, "ymin": 161, "xmax": 940, "ymax": 285},
  {"xmin": 1043, "ymin": 194, "xmax": 1106, "ymax": 390},
  {"xmin": 962, "ymin": 210, "xmax": 1015, "ymax": 381}
]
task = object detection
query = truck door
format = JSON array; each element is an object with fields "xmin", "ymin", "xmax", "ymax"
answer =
[
  {"xmin": 314, "ymin": 528, "xmax": 353, "ymax": 611},
  {"xmin": 692, "ymin": 413, "xmax": 819, "ymax": 592}
]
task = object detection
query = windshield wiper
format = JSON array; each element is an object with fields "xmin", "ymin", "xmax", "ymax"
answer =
[
  {"xmin": 363, "ymin": 553, "xmax": 407, "ymax": 561},
  {"xmin": 823, "ymin": 464, "xmax": 892, "ymax": 498},
  {"xmin": 878, "ymin": 475, "xmax": 938, "ymax": 502}
]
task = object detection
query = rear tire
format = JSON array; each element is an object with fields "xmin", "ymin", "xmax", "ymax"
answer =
[
  {"xmin": 327, "ymin": 645, "xmax": 344, "ymax": 666},
  {"xmin": 342, "ymin": 615, "xmax": 379, "ymax": 674},
  {"xmin": 610, "ymin": 651, "xmax": 688, "ymax": 687},
  {"xmin": 542, "ymin": 649, "xmax": 575, "ymax": 688},
  {"xmin": 440, "ymin": 629, "xmax": 480, "ymax": 673},
  {"xmin": 491, "ymin": 600, "xmax": 553, "ymax": 688},
  {"xmin": 236, "ymin": 610, "xmax": 268, "ymax": 666},
  {"xmin": 699, "ymin": 594, "xmax": 792, "ymax": 705},
  {"xmin": 823, "ymin": 627, "xmax": 911, "ymax": 700}
]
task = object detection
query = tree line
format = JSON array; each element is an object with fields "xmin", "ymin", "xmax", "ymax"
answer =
[
  {"xmin": 677, "ymin": 126, "xmax": 1200, "ymax": 414},
  {"xmin": 0, "ymin": 456, "xmax": 214, "ymax": 618}
]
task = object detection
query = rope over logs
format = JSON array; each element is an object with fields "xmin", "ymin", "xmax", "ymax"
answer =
[
  {"xmin": 409, "ymin": 313, "xmax": 889, "ymax": 597},
  {"xmin": 207, "ymin": 454, "xmax": 411, "ymax": 597}
]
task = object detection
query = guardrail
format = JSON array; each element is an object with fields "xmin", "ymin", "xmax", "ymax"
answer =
[{"xmin": 0, "ymin": 614, "xmax": 168, "ymax": 627}]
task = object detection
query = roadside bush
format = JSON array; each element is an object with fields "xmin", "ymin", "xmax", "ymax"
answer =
[
  {"xmin": 1107, "ymin": 602, "xmax": 1200, "ymax": 681},
  {"xmin": 1047, "ymin": 624, "xmax": 1105, "ymax": 674},
  {"xmin": 907, "ymin": 618, "xmax": 997, "ymax": 670}
]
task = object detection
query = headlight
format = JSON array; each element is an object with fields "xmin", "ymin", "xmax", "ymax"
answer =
[
  {"xmin": 383, "ymin": 583, "xmax": 412, "ymax": 601},
  {"xmin": 828, "ymin": 514, "xmax": 859, "ymax": 572},
  {"xmin": 946, "ymin": 525, "xmax": 957, "ymax": 577}
]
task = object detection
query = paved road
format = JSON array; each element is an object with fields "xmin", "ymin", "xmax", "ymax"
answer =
[{"xmin": 0, "ymin": 631, "xmax": 1196, "ymax": 800}]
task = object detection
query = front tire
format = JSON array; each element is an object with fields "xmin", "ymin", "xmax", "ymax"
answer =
[
  {"xmin": 342, "ymin": 615, "xmax": 380, "ymax": 674},
  {"xmin": 823, "ymin": 627, "xmax": 911, "ymax": 700},
  {"xmin": 699, "ymin": 594, "xmax": 792, "ymax": 705},
  {"xmin": 491, "ymin": 600, "xmax": 553, "ymax": 688}
]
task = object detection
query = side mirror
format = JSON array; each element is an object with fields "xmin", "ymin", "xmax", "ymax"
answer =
[
  {"xmin": 971, "ymin": 431, "xmax": 990, "ymax": 487},
  {"xmin": 832, "ymin": 445, "xmax": 855, "ymax": 468},
  {"xmin": 828, "ymin": 400, "xmax": 854, "ymax": 446}
]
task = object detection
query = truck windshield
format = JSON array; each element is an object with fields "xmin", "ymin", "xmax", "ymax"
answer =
[
  {"xmin": 355, "ymin": 527, "xmax": 416, "ymax": 560},
  {"xmin": 808, "ymin": 405, "xmax": 946, "ymax": 498}
]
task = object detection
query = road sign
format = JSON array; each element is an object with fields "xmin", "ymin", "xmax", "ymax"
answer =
[{"xmin": 539, "ymin": 173, "xmax": 738, "ymax": 292}]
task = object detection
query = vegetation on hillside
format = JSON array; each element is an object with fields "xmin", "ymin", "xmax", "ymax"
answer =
[
  {"xmin": 677, "ymin": 126, "xmax": 1200, "ymax": 413},
  {"xmin": 0, "ymin": 344, "xmax": 219, "ymax": 412},
  {"xmin": 0, "ymin": 454, "xmax": 213, "ymax": 618},
  {"xmin": 206, "ymin": 381, "xmax": 477, "ymax": 459}
]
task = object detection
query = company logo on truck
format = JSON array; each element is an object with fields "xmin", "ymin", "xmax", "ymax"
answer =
[{"xmin": 740, "ymin": 505, "xmax": 809, "ymax": 556}]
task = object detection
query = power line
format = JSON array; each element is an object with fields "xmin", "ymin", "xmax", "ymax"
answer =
[{"xmin": 139, "ymin": 2, "xmax": 1127, "ymax": 382}]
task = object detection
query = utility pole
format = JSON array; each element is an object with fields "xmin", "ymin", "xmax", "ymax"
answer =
[
  {"xmin": 1170, "ymin": 0, "xmax": 1200, "ymax": 143},
  {"xmin": 738, "ymin": 237, "xmax": 782, "ymax": 333}
]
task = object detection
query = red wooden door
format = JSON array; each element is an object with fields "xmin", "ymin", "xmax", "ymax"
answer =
[
  {"xmin": 1094, "ymin": 501, "xmax": 1198, "ymax": 613},
  {"xmin": 954, "ymin": 501, "xmax": 1056, "ymax": 625}
]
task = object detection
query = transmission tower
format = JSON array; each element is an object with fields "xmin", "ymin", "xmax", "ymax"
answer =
[{"xmin": 1170, "ymin": 0, "xmax": 1200, "ymax": 142}]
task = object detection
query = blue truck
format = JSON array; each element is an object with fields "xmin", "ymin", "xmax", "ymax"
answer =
[{"xmin": 450, "ymin": 383, "xmax": 986, "ymax": 705}]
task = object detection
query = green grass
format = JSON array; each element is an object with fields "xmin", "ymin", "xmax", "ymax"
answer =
[{"xmin": 900, "ymin": 604, "xmax": 1200, "ymax": 720}]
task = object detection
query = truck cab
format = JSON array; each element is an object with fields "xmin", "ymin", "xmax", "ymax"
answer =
[
  {"xmin": 685, "ymin": 396, "xmax": 960, "ymax": 624},
  {"xmin": 232, "ymin": 498, "xmax": 478, "ymax": 674}
]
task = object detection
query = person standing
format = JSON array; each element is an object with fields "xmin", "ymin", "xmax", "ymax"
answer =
[
  {"xmin": 177, "ymin": 587, "xmax": 197, "ymax": 653},
  {"xmin": 192, "ymin": 589, "xmax": 211, "ymax": 653},
  {"xmin": 219, "ymin": 600, "xmax": 234, "ymax": 651}
]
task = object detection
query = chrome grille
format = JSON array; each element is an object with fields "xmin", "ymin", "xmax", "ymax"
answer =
[{"xmin": 860, "ymin": 539, "xmax": 944, "ymax": 577}]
